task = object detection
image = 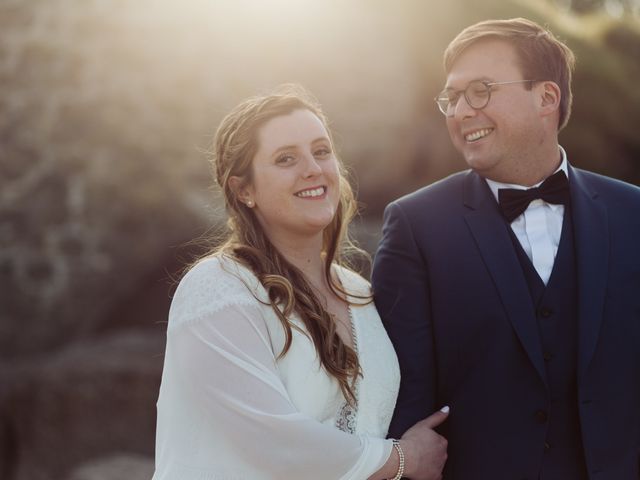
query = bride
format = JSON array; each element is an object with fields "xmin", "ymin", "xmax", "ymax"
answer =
[{"xmin": 152, "ymin": 85, "xmax": 449, "ymax": 480}]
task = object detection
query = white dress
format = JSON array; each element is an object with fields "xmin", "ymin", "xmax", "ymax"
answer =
[{"xmin": 153, "ymin": 255, "xmax": 400, "ymax": 480}]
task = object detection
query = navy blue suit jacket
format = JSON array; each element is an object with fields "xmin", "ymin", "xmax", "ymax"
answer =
[{"xmin": 372, "ymin": 165, "xmax": 640, "ymax": 480}]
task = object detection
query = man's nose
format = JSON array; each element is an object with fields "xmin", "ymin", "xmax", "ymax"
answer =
[{"xmin": 453, "ymin": 95, "xmax": 477, "ymax": 120}]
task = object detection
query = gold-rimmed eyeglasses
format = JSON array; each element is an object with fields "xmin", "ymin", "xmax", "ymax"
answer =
[{"xmin": 435, "ymin": 79, "xmax": 538, "ymax": 117}]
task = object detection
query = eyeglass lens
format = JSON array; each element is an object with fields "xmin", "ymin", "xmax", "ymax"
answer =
[{"xmin": 438, "ymin": 81, "xmax": 491, "ymax": 115}]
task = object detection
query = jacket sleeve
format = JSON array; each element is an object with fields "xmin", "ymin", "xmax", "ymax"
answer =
[{"xmin": 372, "ymin": 201, "xmax": 437, "ymax": 438}]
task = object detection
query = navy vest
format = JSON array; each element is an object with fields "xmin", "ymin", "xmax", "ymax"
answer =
[{"xmin": 509, "ymin": 207, "xmax": 588, "ymax": 480}]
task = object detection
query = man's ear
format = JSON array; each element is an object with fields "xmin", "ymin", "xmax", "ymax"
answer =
[
  {"xmin": 229, "ymin": 175, "xmax": 255, "ymax": 207},
  {"xmin": 538, "ymin": 81, "xmax": 561, "ymax": 117}
]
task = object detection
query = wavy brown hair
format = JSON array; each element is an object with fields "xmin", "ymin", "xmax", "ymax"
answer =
[{"xmin": 210, "ymin": 84, "xmax": 367, "ymax": 404}]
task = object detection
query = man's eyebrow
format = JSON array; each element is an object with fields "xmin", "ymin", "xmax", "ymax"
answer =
[{"xmin": 444, "ymin": 76, "xmax": 494, "ymax": 90}]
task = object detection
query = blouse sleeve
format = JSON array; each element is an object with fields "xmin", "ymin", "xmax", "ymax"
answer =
[{"xmin": 154, "ymin": 259, "xmax": 392, "ymax": 480}]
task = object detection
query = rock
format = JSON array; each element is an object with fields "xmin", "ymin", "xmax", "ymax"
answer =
[
  {"xmin": 0, "ymin": 0, "xmax": 435, "ymax": 359},
  {"xmin": 67, "ymin": 454, "xmax": 154, "ymax": 480},
  {"xmin": 2, "ymin": 330, "xmax": 164, "ymax": 480}
]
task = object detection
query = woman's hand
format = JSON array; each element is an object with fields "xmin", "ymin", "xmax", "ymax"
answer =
[
  {"xmin": 400, "ymin": 406, "xmax": 449, "ymax": 480},
  {"xmin": 368, "ymin": 407, "xmax": 449, "ymax": 480}
]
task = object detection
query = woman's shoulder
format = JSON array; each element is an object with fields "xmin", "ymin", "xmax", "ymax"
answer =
[
  {"xmin": 178, "ymin": 254, "xmax": 254, "ymax": 290},
  {"xmin": 333, "ymin": 264, "xmax": 372, "ymax": 298},
  {"xmin": 168, "ymin": 254, "xmax": 264, "ymax": 329}
]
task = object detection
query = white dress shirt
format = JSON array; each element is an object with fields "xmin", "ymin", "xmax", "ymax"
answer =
[{"xmin": 485, "ymin": 147, "xmax": 569, "ymax": 285}]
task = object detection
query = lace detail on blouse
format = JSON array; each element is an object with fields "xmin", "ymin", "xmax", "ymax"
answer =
[
  {"xmin": 167, "ymin": 255, "xmax": 265, "ymax": 331},
  {"xmin": 335, "ymin": 306, "xmax": 359, "ymax": 434},
  {"xmin": 335, "ymin": 400, "xmax": 358, "ymax": 434}
]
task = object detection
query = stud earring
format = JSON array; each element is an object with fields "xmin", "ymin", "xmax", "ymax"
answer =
[{"xmin": 246, "ymin": 200, "xmax": 254, "ymax": 208}]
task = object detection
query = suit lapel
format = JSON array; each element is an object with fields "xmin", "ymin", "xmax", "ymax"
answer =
[
  {"xmin": 568, "ymin": 166, "xmax": 609, "ymax": 382},
  {"xmin": 462, "ymin": 171, "xmax": 548, "ymax": 387}
]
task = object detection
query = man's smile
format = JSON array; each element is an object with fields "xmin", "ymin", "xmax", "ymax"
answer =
[{"xmin": 464, "ymin": 128, "xmax": 494, "ymax": 142}]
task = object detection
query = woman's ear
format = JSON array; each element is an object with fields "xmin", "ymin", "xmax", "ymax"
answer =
[{"xmin": 229, "ymin": 176, "xmax": 255, "ymax": 208}]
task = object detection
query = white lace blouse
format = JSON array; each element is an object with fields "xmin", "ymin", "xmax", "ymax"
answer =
[{"xmin": 153, "ymin": 255, "xmax": 400, "ymax": 480}]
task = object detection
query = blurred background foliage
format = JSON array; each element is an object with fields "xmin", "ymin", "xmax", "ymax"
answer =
[{"xmin": 0, "ymin": 0, "xmax": 638, "ymax": 478}]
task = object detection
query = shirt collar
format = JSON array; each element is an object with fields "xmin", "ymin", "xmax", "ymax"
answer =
[{"xmin": 485, "ymin": 146, "xmax": 569, "ymax": 203}]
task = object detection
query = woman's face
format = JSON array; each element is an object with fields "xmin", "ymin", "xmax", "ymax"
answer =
[{"xmin": 236, "ymin": 108, "xmax": 341, "ymax": 246}]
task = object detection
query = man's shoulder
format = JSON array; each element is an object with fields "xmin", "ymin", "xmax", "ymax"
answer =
[
  {"xmin": 573, "ymin": 167, "xmax": 640, "ymax": 204},
  {"xmin": 391, "ymin": 170, "xmax": 471, "ymax": 209}
]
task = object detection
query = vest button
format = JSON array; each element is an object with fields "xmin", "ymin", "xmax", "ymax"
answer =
[
  {"xmin": 539, "ymin": 306, "xmax": 553, "ymax": 318},
  {"xmin": 544, "ymin": 442, "xmax": 551, "ymax": 452},
  {"xmin": 535, "ymin": 410, "xmax": 548, "ymax": 423},
  {"xmin": 543, "ymin": 351, "xmax": 554, "ymax": 361}
]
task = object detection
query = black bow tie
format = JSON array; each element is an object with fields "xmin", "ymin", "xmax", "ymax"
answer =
[{"xmin": 498, "ymin": 170, "xmax": 570, "ymax": 223}]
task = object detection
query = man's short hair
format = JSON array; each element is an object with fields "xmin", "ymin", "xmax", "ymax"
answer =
[{"xmin": 444, "ymin": 17, "xmax": 576, "ymax": 131}]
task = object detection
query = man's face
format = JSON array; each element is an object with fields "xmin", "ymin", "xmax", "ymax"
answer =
[{"xmin": 444, "ymin": 39, "xmax": 545, "ymax": 182}]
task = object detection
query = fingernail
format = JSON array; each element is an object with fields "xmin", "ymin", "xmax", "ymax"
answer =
[{"xmin": 440, "ymin": 405, "xmax": 450, "ymax": 413}]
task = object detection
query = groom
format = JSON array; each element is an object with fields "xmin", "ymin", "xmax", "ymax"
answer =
[{"xmin": 373, "ymin": 17, "xmax": 640, "ymax": 480}]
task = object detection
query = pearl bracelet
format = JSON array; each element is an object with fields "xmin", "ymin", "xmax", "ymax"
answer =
[{"xmin": 391, "ymin": 439, "xmax": 405, "ymax": 480}]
